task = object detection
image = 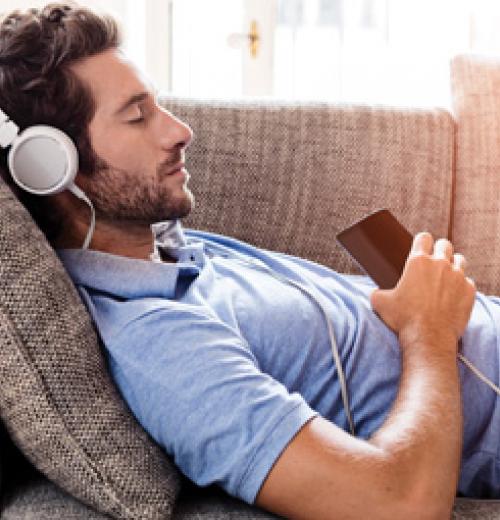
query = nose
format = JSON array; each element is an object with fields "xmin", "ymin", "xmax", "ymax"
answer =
[{"xmin": 159, "ymin": 109, "xmax": 194, "ymax": 150}]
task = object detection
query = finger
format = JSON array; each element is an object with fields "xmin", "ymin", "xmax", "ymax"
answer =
[
  {"xmin": 452, "ymin": 253, "xmax": 466, "ymax": 272},
  {"xmin": 434, "ymin": 238, "xmax": 453, "ymax": 260},
  {"xmin": 410, "ymin": 232, "xmax": 434, "ymax": 257},
  {"xmin": 466, "ymin": 276, "xmax": 476, "ymax": 290}
]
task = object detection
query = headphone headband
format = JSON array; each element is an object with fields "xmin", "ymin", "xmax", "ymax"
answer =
[{"xmin": 0, "ymin": 108, "xmax": 19, "ymax": 148}]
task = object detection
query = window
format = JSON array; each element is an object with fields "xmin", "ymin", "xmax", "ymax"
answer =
[
  {"xmin": 274, "ymin": 0, "xmax": 470, "ymax": 107},
  {"xmin": 169, "ymin": 0, "xmax": 500, "ymax": 107},
  {"xmin": 4, "ymin": 1, "xmax": 500, "ymax": 107}
]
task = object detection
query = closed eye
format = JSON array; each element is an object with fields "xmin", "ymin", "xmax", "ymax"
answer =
[
  {"xmin": 128, "ymin": 116, "xmax": 145, "ymax": 124},
  {"xmin": 127, "ymin": 105, "xmax": 148, "ymax": 124},
  {"xmin": 127, "ymin": 94, "xmax": 159, "ymax": 124}
]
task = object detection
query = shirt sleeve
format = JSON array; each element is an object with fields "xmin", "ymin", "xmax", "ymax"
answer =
[{"xmin": 105, "ymin": 302, "xmax": 318, "ymax": 504}]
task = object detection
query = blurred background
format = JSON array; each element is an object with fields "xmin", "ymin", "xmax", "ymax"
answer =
[{"xmin": 3, "ymin": 0, "xmax": 500, "ymax": 107}]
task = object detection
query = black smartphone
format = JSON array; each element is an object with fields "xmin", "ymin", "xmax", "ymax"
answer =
[{"xmin": 336, "ymin": 209, "xmax": 414, "ymax": 289}]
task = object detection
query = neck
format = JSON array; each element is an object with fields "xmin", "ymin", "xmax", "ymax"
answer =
[
  {"xmin": 90, "ymin": 218, "xmax": 155, "ymax": 260},
  {"xmin": 57, "ymin": 216, "xmax": 154, "ymax": 260},
  {"xmin": 51, "ymin": 191, "xmax": 177, "ymax": 262}
]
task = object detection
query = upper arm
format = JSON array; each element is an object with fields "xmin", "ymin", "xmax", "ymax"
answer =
[
  {"xmin": 106, "ymin": 303, "xmax": 317, "ymax": 503},
  {"xmin": 256, "ymin": 416, "xmax": 419, "ymax": 520}
]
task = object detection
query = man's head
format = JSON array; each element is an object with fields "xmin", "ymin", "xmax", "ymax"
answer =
[
  {"xmin": 0, "ymin": 2, "xmax": 194, "ymax": 246},
  {"xmin": 70, "ymin": 48, "xmax": 194, "ymax": 226}
]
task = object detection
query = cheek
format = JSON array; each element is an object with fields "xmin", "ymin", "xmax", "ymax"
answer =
[
  {"xmin": 88, "ymin": 121, "xmax": 116, "ymax": 163},
  {"xmin": 92, "ymin": 132, "xmax": 148, "ymax": 171},
  {"xmin": 89, "ymin": 119, "xmax": 150, "ymax": 172}
]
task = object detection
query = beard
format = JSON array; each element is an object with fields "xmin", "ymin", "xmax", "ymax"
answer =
[{"xmin": 82, "ymin": 154, "xmax": 195, "ymax": 222}]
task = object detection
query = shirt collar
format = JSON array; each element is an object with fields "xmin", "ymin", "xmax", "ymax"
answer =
[
  {"xmin": 57, "ymin": 220, "xmax": 202, "ymax": 299},
  {"xmin": 150, "ymin": 219, "xmax": 187, "ymax": 262}
]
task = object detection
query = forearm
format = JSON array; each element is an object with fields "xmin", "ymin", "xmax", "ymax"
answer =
[
  {"xmin": 256, "ymin": 331, "xmax": 463, "ymax": 520},
  {"xmin": 257, "ymin": 234, "xmax": 472, "ymax": 520},
  {"xmin": 370, "ymin": 326, "xmax": 462, "ymax": 517}
]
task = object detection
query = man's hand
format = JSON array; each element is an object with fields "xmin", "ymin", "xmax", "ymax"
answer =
[
  {"xmin": 256, "ymin": 232, "xmax": 472, "ymax": 520},
  {"xmin": 370, "ymin": 232, "xmax": 476, "ymax": 350}
]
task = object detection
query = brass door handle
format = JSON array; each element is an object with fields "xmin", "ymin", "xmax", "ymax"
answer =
[
  {"xmin": 227, "ymin": 20, "xmax": 260, "ymax": 58},
  {"xmin": 248, "ymin": 20, "xmax": 259, "ymax": 58}
]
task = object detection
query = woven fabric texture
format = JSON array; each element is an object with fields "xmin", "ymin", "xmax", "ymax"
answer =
[
  {"xmin": 0, "ymin": 422, "xmax": 4, "ymax": 500},
  {"xmin": 2, "ymin": 472, "xmax": 499, "ymax": 520},
  {"xmin": 2, "ymin": 478, "xmax": 279, "ymax": 520},
  {"xmin": 453, "ymin": 498, "xmax": 500, "ymax": 520},
  {"xmin": 2, "ymin": 477, "xmax": 110, "ymax": 519},
  {"xmin": 451, "ymin": 55, "xmax": 500, "ymax": 295},
  {"xmin": 161, "ymin": 96, "xmax": 455, "ymax": 275},
  {"xmin": 0, "ymin": 180, "xmax": 181, "ymax": 519}
]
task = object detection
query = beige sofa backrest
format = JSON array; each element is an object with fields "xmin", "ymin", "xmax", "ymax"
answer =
[
  {"xmin": 162, "ymin": 97, "xmax": 455, "ymax": 276},
  {"xmin": 451, "ymin": 55, "xmax": 500, "ymax": 295}
]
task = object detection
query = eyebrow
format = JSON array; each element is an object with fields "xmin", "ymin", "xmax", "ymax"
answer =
[{"xmin": 114, "ymin": 92, "xmax": 149, "ymax": 116}]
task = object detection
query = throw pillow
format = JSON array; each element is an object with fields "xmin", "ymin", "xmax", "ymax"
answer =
[{"xmin": 0, "ymin": 179, "xmax": 181, "ymax": 519}]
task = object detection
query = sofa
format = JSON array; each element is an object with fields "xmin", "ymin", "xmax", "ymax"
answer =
[{"xmin": 1, "ymin": 53, "xmax": 500, "ymax": 519}]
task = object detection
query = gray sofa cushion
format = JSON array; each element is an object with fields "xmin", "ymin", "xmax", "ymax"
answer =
[
  {"xmin": 453, "ymin": 498, "xmax": 500, "ymax": 519},
  {"xmin": 0, "ymin": 179, "xmax": 181, "ymax": 518},
  {"xmin": 2, "ymin": 472, "xmax": 500, "ymax": 520},
  {"xmin": 161, "ymin": 97, "xmax": 455, "ymax": 274},
  {"xmin": 1, "ymin": 475, "xmax": 279, "ymax": 520},
  {"xmin": 0, "ymin": 422, "xmax": 6, "ymax": 502},
  {"xmin": 1, "ymin": 476, "xmax": 110, "ymax": 520}
]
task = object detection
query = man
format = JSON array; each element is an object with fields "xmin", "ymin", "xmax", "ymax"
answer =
[{"xmin": 0, "ymin": 3, "xmax": 494, "ymax": 519}]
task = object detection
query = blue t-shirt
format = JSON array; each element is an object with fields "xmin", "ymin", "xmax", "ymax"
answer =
[{"xmin": 58, "ymin": 221, "xmax": 500, "ymax": 502}]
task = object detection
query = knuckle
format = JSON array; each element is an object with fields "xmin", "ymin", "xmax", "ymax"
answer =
[
  {"xmin": 415, "ymin": 231, "xmax": 433, "ymax": 244},
  {"xmin": 408, "ymin": 254, "xmax": 428, "ymax": 270},
  {"xmin": 435, "ymin": 238, "xmax": 453, "ymax": 256},
  {"xmin": 434, "ymin": 257, "xmax": 451, "ymax": 270},
  {"xmin": 407, "ymin": 254, "xmax": 423, "ymax": 267}
]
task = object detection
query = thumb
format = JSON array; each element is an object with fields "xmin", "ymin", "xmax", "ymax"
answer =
[
  {"xmin": 370, "ymin": 288, "xmax": 389, "ymax": 312},
  {"xmin": 370, "ymin": 288, "xmax": 398, "ymax": 333}
]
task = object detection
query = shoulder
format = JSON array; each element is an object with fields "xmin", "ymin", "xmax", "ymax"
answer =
[{"xmin": 97, "ymin": 296, "xmax": 252, "ymax": 361}]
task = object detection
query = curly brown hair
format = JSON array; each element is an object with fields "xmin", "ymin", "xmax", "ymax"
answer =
[{"xmin": 0, "ymin": 2, "xmax": 121, "ymax": 243}]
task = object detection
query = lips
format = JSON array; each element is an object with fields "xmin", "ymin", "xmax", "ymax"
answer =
[{"xmin": 162, "ymin": 162, "xmax": 185, "ymax": 176}]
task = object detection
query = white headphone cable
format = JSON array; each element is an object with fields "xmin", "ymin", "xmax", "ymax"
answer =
[
  {"xmin": 235, "ymin": 253, "xmax": 500, "ymax": 433},
  {"xmin": 170, "ymin": 239, "xmax": 500, "ymax": 436},
  {"xmin": 204, "ymin": 245, "xmax": 356, "ymax": 436},
  {"xmin": 68, "ymin": 184, "xmax": 95, "ymax": 250},
  {"xmin": 251, "ymin": 260, "xmax": 356, "ymax": 436},
  {"xmin": 458, "ymin": 352, "xmax": 500, "ymax": 395}
]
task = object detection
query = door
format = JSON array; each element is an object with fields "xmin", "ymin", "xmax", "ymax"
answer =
[{"xmin": 170, "ymin": 0, "xmax": 276, "ymax": 98}]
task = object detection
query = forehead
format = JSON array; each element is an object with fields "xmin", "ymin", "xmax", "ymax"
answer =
[{"xmin": 70, "ymin": 48, "xmax": 150, "ymax": 117}]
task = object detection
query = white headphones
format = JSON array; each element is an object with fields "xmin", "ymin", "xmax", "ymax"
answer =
[{"xmin": 0, "ymin": 107, "xmax": 95, "ymax": 248}]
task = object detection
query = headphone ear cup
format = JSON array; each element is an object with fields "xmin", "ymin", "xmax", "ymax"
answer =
[{"xmin": 8, "ymin": 125, "xmax": 78, "ymax": 195}]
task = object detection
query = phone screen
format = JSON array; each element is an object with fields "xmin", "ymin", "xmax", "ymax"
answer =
[{"xmin": 336, "ymin": 209, "xmax": 413, "ymax": 289}]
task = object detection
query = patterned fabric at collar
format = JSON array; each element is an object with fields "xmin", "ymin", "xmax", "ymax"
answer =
[
  {"xmin": 57, "ymin": 220, "xmax": 204, "ymax": 299},
  {"xmin": 150, "ymin": 220, "xmax": 206, "ymax": 268}
]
